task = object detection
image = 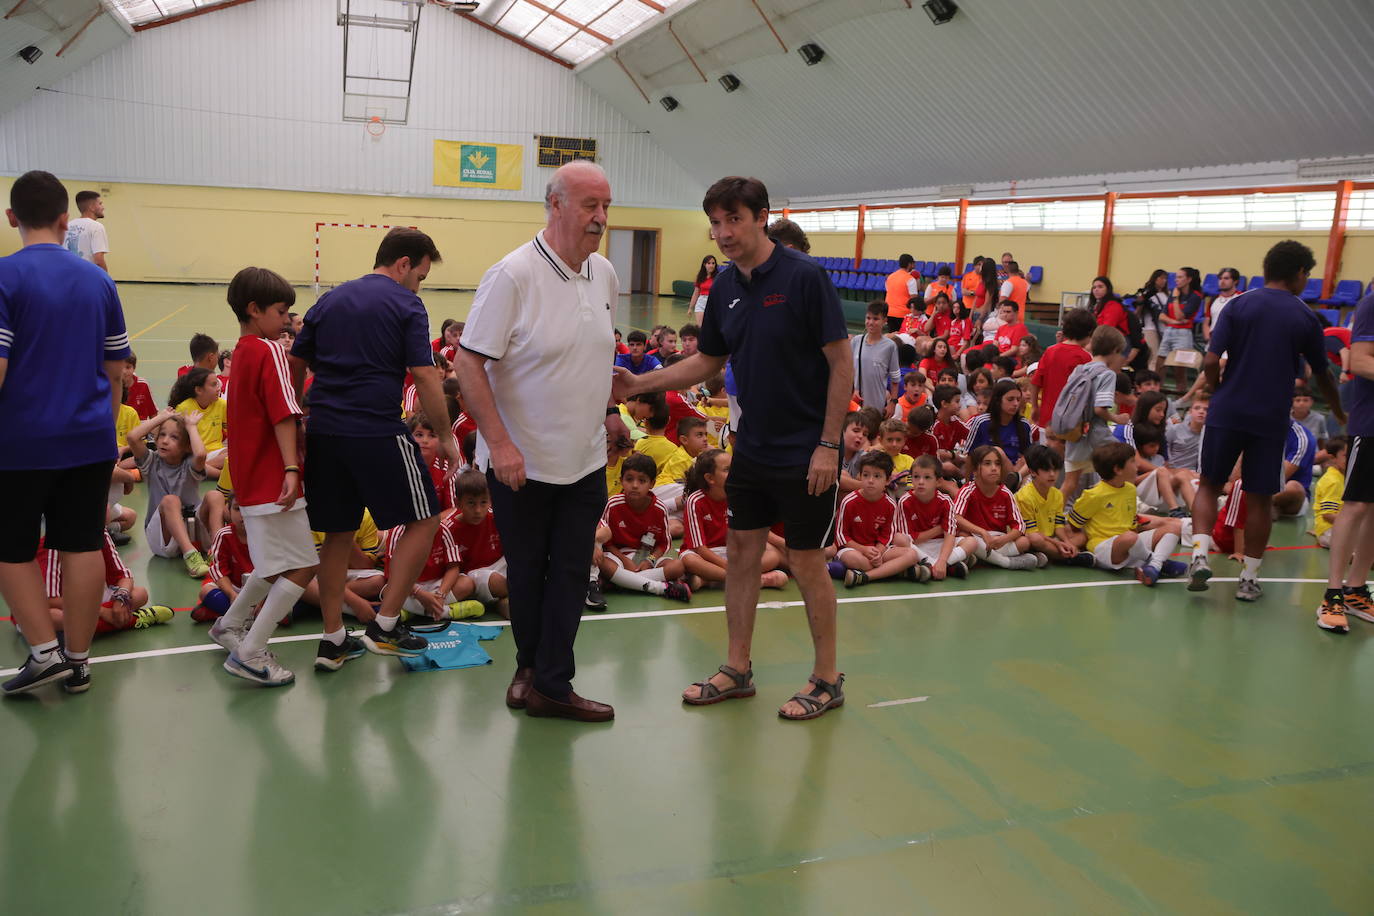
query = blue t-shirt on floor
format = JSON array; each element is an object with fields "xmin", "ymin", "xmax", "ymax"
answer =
[
  {"xmin": 1284, "ymin": 420, "xmax": 1317, "ymax": 493},
  {"xmin": 0, "ymin": 244, "xmax": 131, "ymax": 470},
  {"xmin": 291, "ymin": 273, "xmax": 433, "ymax": 438},
  {"xmin": 1207, "ymin": 286, "xmax": 1327, "ymax": 439},
  {"xmin": 698, "ymin": 244, "xmax": 848, "ymax": 467},
  {"xmin": 1346, "ymin": 292, "xmax": 1374, "ymax": 438},
  {"xmin": 399, "ymin": 622, "xmax": 502, "ymax": 672}
]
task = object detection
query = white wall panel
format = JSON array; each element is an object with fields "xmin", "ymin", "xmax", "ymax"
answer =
[{"xmin": 0, "ymin": 0, "xmax": 700, "ymax": 208}]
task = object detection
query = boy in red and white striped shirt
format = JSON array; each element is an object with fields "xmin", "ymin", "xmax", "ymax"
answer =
[
  {"xmin": 897, "ymin": 455, "xmax": 970, "ymax": 580},
  {"xmin": 831, "ymin": 451, "xmax": 921, "ymax": 588},
  {"xmin": 593, "ymin": 454, "xmax": 691, "ymax": 601},
  {"xmin": 36, "ymin": 532, "xmax": 170, "ymax": 634},
  {"xmin": 678, "ymin": 449, "xmax": 788, "ymax": 591},
  {"xmin": 953, "ymin": 445, "xmax": 1045, "ymax": 570}
]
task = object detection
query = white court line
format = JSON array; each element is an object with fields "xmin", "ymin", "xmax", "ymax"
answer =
[
  {"xmin": 0, "ymin": 578, "xmax": 1327, "ymax": 677},
  {"xmin": 868, "ymin": 696, "xmax": 930, "ymax": 708}
]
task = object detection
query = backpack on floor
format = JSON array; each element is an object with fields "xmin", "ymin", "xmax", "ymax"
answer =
[{"xmin": 1049, "ymin": 361, "xmax": 1110, "ymax": 443}]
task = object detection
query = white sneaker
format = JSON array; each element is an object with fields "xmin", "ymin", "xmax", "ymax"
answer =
[
  {"xmin": 1032, "ymin": 552, "xmax": 1050, "ymax": 569},
  {"xmin": 223, "ymin": 650, "xmax": 295, "ymax": 687},
  {"xmin": 208, "ymin": 618, "xmax": 247, "ymax": 653}
]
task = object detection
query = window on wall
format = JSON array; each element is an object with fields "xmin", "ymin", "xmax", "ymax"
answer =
[
  {"xmin": 864, "ymin": 207, "xmax": 960, "ymax": 232},
  {"xmin": 965, "ymin": 199, "xmax": 1105, "ymax": 232},
  {"xmin": 1113, "ymin": 192, "xmax": 1335, "ymax": 231},
  {"xmin": 1348, "ymin": 190, "xmax": 1374, "ymax": 229},
  {"xmin": 790, "ymin": 210, "xmax": 860, "ymax": 232}
]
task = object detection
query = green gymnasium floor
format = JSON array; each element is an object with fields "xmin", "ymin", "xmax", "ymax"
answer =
[{"xmin": 3, "ymin": 285, "xmax": 1373, "ymax": 915}]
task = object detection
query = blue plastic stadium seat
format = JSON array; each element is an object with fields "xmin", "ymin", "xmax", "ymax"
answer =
[
  {"xmin": 1122, "ymin": 296, "xmax": 1136, "ymax": 308},
  {"xmin": 1317, "ymin": 309, "xmax": 1340, "ymax": 327},
  {"xmin": 1166, "ymin": 272, "xmax": 1176, "ymax": 290},
  {"xmin": 1319, "ymin": 279, "xmax": 1362, "ymax": 307},
  {"xmin": 867, "ymin": 275, "xmax": 883, "ymax": 293},
  {"xmin": 1027, "ymin": 265, "xmax": 1044, "ymax": 285},
  {"xmin": 1236, "ymin": 275, "xmax": 1246, "ymax": 291},
  {"xmin": 1202, "ymin": 273, "xmax": 1219, "ymax": 297},
  {"xmin": 922, "ymin": 262, "xmax": 937, "ymax": 279},
  {"xmin": 1248, "ymin": 276, "xmax": 1264, "ymax": 290},
  {"xmin": 1300, "ymin": 278, "xmax": 1322, "ymax": 303}
]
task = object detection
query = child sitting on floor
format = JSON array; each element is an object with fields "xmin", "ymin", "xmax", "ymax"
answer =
[
  {"xmin": 876, "ymin": 418, "xmax": 915, "ymax": 491},
  {"xmin": 127, "ymin": 407, "xmax": 210, "ymax": 577},
  {"xmin": 34, "ymin": 532, "xmax": 171, "ymax": 635},
  {"xmin": 1129, "ymin": 423, "xmax": 1193, "ymax": 518},
  {"xmin": 594, "ymin": 454, "xmax": 691, "ymax": 601},
  {"xmin": 409, "ymin": 411, "xmax": 456, "ymax": 512},
  {"xmin": 388, "ymin": 516, "xmax": 480, "ymax": 622},
  {"xmin": 1066, "ymin": 441, "xmax": 1186, "ymax": 586},
  {"xmin": 446, "ymin": 470, "xmax": 509, "ymax": 617},
  {"xmin": 831, "ymin": 450, "xmax": 923, "ymax": 588},
  {"xmin": 1311, "ymin": 435, "xmax": 1348, "ymax": 548},
  {"xmin": 679, "ymin": 449, "xmax": 788, "ymax": 591},
  {"xmin": 1015, "ymin": 444, "xmax": 1095, "ymax": 566},
  {"xmin": 953, "ymin": 445, "xmax": 1045, "ymax": 570},
  {"xmin": 839, "ymin": 409, "xmax": 881, "ymax": 493},
  {"xmin": 652, "ymin": 415, "xmax": 712, "ymax": 538},
  {"xmin": 897, "ymin": 454, "xmax": 969, "ymax": 580}
]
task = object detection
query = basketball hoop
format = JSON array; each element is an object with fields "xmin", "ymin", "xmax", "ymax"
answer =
[{"xmin": 366, "ymin": 116, "xmax": 386, "ymax": 139}]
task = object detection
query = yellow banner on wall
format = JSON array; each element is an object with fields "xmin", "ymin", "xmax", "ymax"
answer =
[{"xmin": 433, "ymin": 140, "xmax": 522, "ymax": 190}]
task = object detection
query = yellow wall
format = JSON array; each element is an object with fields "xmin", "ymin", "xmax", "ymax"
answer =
[
  {"xmin": 864, "ymin": 232, "xmax": 958, "ymax": 265},
  {"xmin": 965, "ymin": 231, "xmax": 1100, "ymax": 303},
  {"xmin": 805, "ymin": 232, "xmax": 857, "ymax": 263},
  {"xmin": 1340, "ymin": 231, "xmax": 1374, "ymax": 287},
  {"xmin": 1109, "ymin": 231, "xmax": 1329, "ymax": 296},
  {"xmin": 0, "ymin": 177, "xmax": 707, "ymax": 295}
]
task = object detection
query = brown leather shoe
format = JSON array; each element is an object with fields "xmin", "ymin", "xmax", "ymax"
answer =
[
  {"xmin": 505, "ymin": 667, "xmax": 534, "ymax": 709},
  {"xmin": 525, "ymin": 687, "xmax": 614, "ymax": 722}
]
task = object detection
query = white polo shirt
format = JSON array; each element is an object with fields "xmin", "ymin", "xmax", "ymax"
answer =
[{"xmin": 462, "ymin": 230, "xmax": 618, "ymax": 485}]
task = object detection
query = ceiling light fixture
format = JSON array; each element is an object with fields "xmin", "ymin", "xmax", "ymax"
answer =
[
  {"xmin": 660, "ymin": 96, "xmax": 679, "ymax": 112},
  {"xmin": 798, "ymin": 43, "xmax": 825, "ymax": 66},
  {"xmin": 719, "ymin": 73, "xmax": 741, "ymax": 93},
  {"xmin": 922, "ymin": 0, "xmax": 959, "ymax": 25}
]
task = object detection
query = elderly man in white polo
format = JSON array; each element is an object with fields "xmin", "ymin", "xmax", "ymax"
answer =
[{"xmin": 453, "ymin": 161, "xmax": 628, "ymax": 723}]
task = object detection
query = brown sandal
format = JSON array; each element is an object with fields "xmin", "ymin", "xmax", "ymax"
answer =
[
  {"xmin": 683, "ymin": 664, "xmax": 756, "ymax": 706},
  {"xmin": 778, "ymin": 674, "xmax": 845, "ymax": 721}
]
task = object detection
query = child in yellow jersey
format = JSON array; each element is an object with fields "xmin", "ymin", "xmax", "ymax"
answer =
[
  {"xmin": 302, "ymin": 509, "xmax": 384, "ymax": 622},
  {"xmin": 631, "ymin": 392, "xmax": 676, "ymax": 468},
  {"xmin": 1312, "ymin": 436, "xmax": 1348, "ymax": 548},
  {"xmin": 877, "ymin": 418, "xmax": 915, "ymax": 491},
  {"xmin": 653, "ymin": 416, "xmax": 712, "ymax": 539},
  {"xmin": 1016, "ymin": 444, "xmax": 1093, "ymax": 566},
  {"xmin": 107, "ymin": 381, "xmax": 140, "ymax": 542},
  {"xmin": 169, "ymin": 367, "xmax": 229, "ymax": 480},
  {"xmin": 1067, "ymin": 441, "xmax": 1184, "ymax": 585}
]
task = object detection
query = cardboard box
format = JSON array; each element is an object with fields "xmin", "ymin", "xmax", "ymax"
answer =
[{"xmin": 1164, "ymin": 348, "xmax": 1202, "ymax": 369}]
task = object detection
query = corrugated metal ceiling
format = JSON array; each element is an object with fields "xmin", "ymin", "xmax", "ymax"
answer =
[
  {"xmin": 577, "ymin": 0, "xmax": 1374, "ymax": 200},
  {"xmin": 0, "ymin": 0, "xmax": 130, "ymax": 117}
]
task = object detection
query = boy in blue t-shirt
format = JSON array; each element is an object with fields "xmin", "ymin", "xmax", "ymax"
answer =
[
  {"xmin": 0, "ymin": 171, "xmax": 132, "ymax": 696},
  {"xmin": 613, "ymin": 329, "xmax": 661, "ymax": 375}
]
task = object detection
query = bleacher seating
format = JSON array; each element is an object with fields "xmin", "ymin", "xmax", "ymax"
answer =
[
  {"xmin": 1027, "ymin": 265, "xmax": 1043, "ymax": 286},
  {"xmin": 1202, "ymin": 273, "xmax": 1219, "ymax": 297},
  {"xmin": 1299, "ymin": 278, "xmax": 1323, "ymax": 303},
  {"xmin": 1318, "ymin": 279, "xmax": 1362, "ymax": 307},
  {"xmin": 1248, "ymin": 276, "xmax": 1264, "ymax": 290},
  {"xmin": 1317, "ymin": 309, "xmax": 1341, "ymax": 327}
]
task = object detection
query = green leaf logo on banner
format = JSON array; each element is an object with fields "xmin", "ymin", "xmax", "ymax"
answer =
[{"xmin": 461, "ymin": 144, "xmax": 498, "ymax": 184}]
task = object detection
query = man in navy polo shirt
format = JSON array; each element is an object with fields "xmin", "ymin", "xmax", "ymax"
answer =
[
  {"xmin": 290, "ymin": 228, "xmax": 459, "ymax": 663},
  {"xmin": 1315, "ymin": 289, "xmax": 1374, "ymax": 632},
  {"xmin": 1, "ymin": 170, "xmax": 131, "ymax": 696},
  {"xmin": 1187, "ymin": 240, "xmax": 1344, "ymax": 602},
  {"xmin": 614, "ymin": 176, "xmax": 854, "ymax": 721}
]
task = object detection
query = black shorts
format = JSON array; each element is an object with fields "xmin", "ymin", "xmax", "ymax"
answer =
[
  {"xmin": 1198, "ymin": 424, "xmax": 1284, "ymax": 496},
  {"xmin": 1345, "ymin": 436, "xmax": 1374, "ymax": 503},
  {"xmin": 886, "ymin": 315, "xmax": 903, "ymax": 334},
  {"xmin": 304, "ymin": 432, "xmax": 440, "ymax": 533},
  {"xmin": 0, "ymin": 460, "xmax": 113, "ymax": 562},
  {"xmin": 724, "ymin": 453, "xmax": 838, "ymax": 551}
]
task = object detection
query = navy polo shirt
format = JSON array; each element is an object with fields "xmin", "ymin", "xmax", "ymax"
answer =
[
  {"xmin": 697, "ymin": 243, "xmax": 848, "ymax": 466},
  {"xmin": 1207, "ymin": 287, "xmax": 1327, "ymax": 440},
  {"xmin": 1347, "ymin": 292, "xmax": 1374, "ymax": 437},
  {"xmin": 291, "ymin": 273, "xmax": 433, "ymax": 437}
]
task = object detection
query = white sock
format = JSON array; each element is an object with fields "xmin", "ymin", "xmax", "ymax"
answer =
[
  {"xmin": 323, "ymin": 627, "xmax": 346, "ymax": 646},
  {"xmin": 589, "ymin": 564, "xmax": 600, "ymax": 583},
  {"xmin": 1192, "ymin": 534, "xmax": 1213, "ymax": 560},
  {"xmin": 609, "ymin": 566, "xmax": 667, "ymax": 595},
  {"xmin": 1149, "ymin": 531, "xmax": 1180, "ymax": 569},
  {"xmin": 947, "ymin": 545, "xmax": 968, "ymax": 565},
  {"xmin": 375, "ymin": 612, "xmax": 399, "ymax": 632},
  {"xmin": 30, "ymin": 638, "xmax": 59, "ymax": 663},
  {"xmin": 984, "ymin": 548, "xmax": 1012, "ymax": 568},
  {"xmin": 239, "ymin": 578, "xmax": 305, "ymax": 659},
  {"xmin": 220, "ymin": 573, "xmax": 272, "ymax": 629},
  {"xmin": 66, "ymin": 649, "xmax": 89, "ymax": 663},
  {"xmin": 971, "ymin": 539, "xmax": 990, "ymax": 561},
  {"xmin": 1241, "ymin": 556, "xmax": 1262, "ymax": 581}
]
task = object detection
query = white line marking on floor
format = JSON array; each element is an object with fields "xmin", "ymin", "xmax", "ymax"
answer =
[
  {"xmin": 868, "ymin": 696, "xmax": 930, "ymax": 708},
  {"xmin": 0, "ymin": 577, "xmax": 1328, "ymax": 677}
]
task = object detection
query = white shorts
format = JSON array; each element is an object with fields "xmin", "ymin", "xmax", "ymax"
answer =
[
  {"xmin": 144, "ymin": 502, "xmax": 201, "ymax": 558},
  {"xmin": 1092, "ymin": 529, "xmax": 1161, "ymax": 571},
  {"xmin": 345, "ymin": 567, "xmax": 383, "ymax": 582},
  {"xmin": 913, "ymin": 539, "xmax": 946, "ymax": 563},
  {"xmin": 206, "ymin": 446, "xmax": 228, "ymax": 462},
  {"xmin": 605, "ymin": 550, "xmax": 670, "ymax": 580},
  {"xmin": 1136, "ymin": 469, "xmax": 1167, "ymax": 514},
  {"xmin": 241, "ymin": 505, "xmax": 318, "ymax": 578},
  {"xmin": 402, "ymin": 577, "xmax": 456, "ymax": 616},
  {"xmin": 837, "ymin": 543, "xmax": 897, "ymax": 564},
  {"xmin": 895, "ymin": 332, "xmax": 917, "ymax": 348},
  {"xmin": 653, "ymin": 483, "xmax": 685, "ymax": 521},
  {"xmin": 466, "ymin": 557, "xmax": 508, "ymax": 604}
]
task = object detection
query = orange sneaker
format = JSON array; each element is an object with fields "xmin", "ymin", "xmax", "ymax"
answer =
[
  {"xmin": 1317, "ymin": 596, "xmax": 1350, "ymax": 634},
  {"xmin": 1342, "ymin": 587, "xmax": 1374, "ymax": 624}
]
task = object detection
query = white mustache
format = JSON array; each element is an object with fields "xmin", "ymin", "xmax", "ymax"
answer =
[{"xmin": 586, "ymin": 222, "xmax": 604, "ymax": 235}]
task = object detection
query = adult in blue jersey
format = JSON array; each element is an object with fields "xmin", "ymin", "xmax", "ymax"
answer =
[
  {"xmin": 614, "ymin": 176, "xmax": 854, "ymax": 721},
  {"xmin": 290, "ymin": 228, "xmax": 459, "ymax": 663},
  {"xmin": 0, "ymin": 171, "xmax": 132, "ymax": 696},
  {"xmin": 1187, "ymin": 240, "xmax": 1344, "ymax": 602}
]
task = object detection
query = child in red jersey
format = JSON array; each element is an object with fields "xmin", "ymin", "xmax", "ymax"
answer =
[
  {"xmin": 953, "ymin": 445, "xmax": 1045, "ymax": 570},
  {"xmin": 593, "ymin": 454, "xmax": 691, "ymax": 601},
  {"xmin": 900, "ymin": 405, "xmax": 940, "ymax": 464},
  {"xmin": 34, "ymin": 532, "xmax": 171, "ymax": 634},
  {"xmin": 839, "ymin": 409, "xmax": 880, "ymax": 493},
  {"xmin": 831, "ymin": 450, "xmax": 922, "ymax": 588},
  {"xmin": 197, "ymin": 495, "xmax": 255, "ymax": 622},
  {"xmin": 929, "ymin": 384, "xmax": 969, "ymax": 495},
  {"xmin": 409, "ymin": 411, "xmax": 456, "ymax": 512},
  {"xmin": 679, "ymin": 449, "xmax": 788, "ymax": 591},
  {"xmin": 205, "ymin": 267, "xmax": 326, "ymax": 686},
  {"xmin": 122, "ymin": 354, "xmax": 157, "ymax": 420},
  {"xmin": 388, "ymin": 517, "xmax": 477, "ymax": 621},
  {"xmin": 445, "ymin": 470, "xmax": 508, "ymax": 617},
  {"xmin": 897, "ymin": 455, "xmax": 969, "ymax": 580}
]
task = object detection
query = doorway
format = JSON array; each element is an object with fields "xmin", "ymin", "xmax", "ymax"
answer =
[{"xmin": 606, "ymin": 227, "xmax": 660, "ymax": 295}]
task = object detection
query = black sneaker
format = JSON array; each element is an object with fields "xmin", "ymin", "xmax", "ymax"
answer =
[
  {"xmin": 1069, "ymin": 551, "xmax": 1097, "ymax": 568},
  {"xmin": 662, "ymin": 580, "xmax": 692, "ymax": 602},
  {"xmin": 64, "ymin": 661, "xmax": 91, "ymax": 694},
  {"xmin": 2, "ymin": 651, "xmax": 72, "ymax": 696},
  {"xmin": 315, "ymin": 634, "xmax": 367, "ymax": 671},
  {"xmin": 361, "ymin": 619, "xmax": 427, "ymax": 657},
  {"xmin": 109, "ymin": 530, "xmax": 132, "ymax": 546},
  {"xmin": 585, "ymin": 579, "xmax": 608, "ymax": 612},
  {"xmin": 948, "ymin": 560, "xmax": 969, "ymax": 579}
]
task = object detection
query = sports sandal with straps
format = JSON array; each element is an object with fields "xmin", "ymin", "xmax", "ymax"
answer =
[
  {"xmin": 682, "ymin": 664, "xmax": 756, "ymax": 706},
  {"xmin": 778, "ymin": 673, "xmax": 845, "ymax": 721}
]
